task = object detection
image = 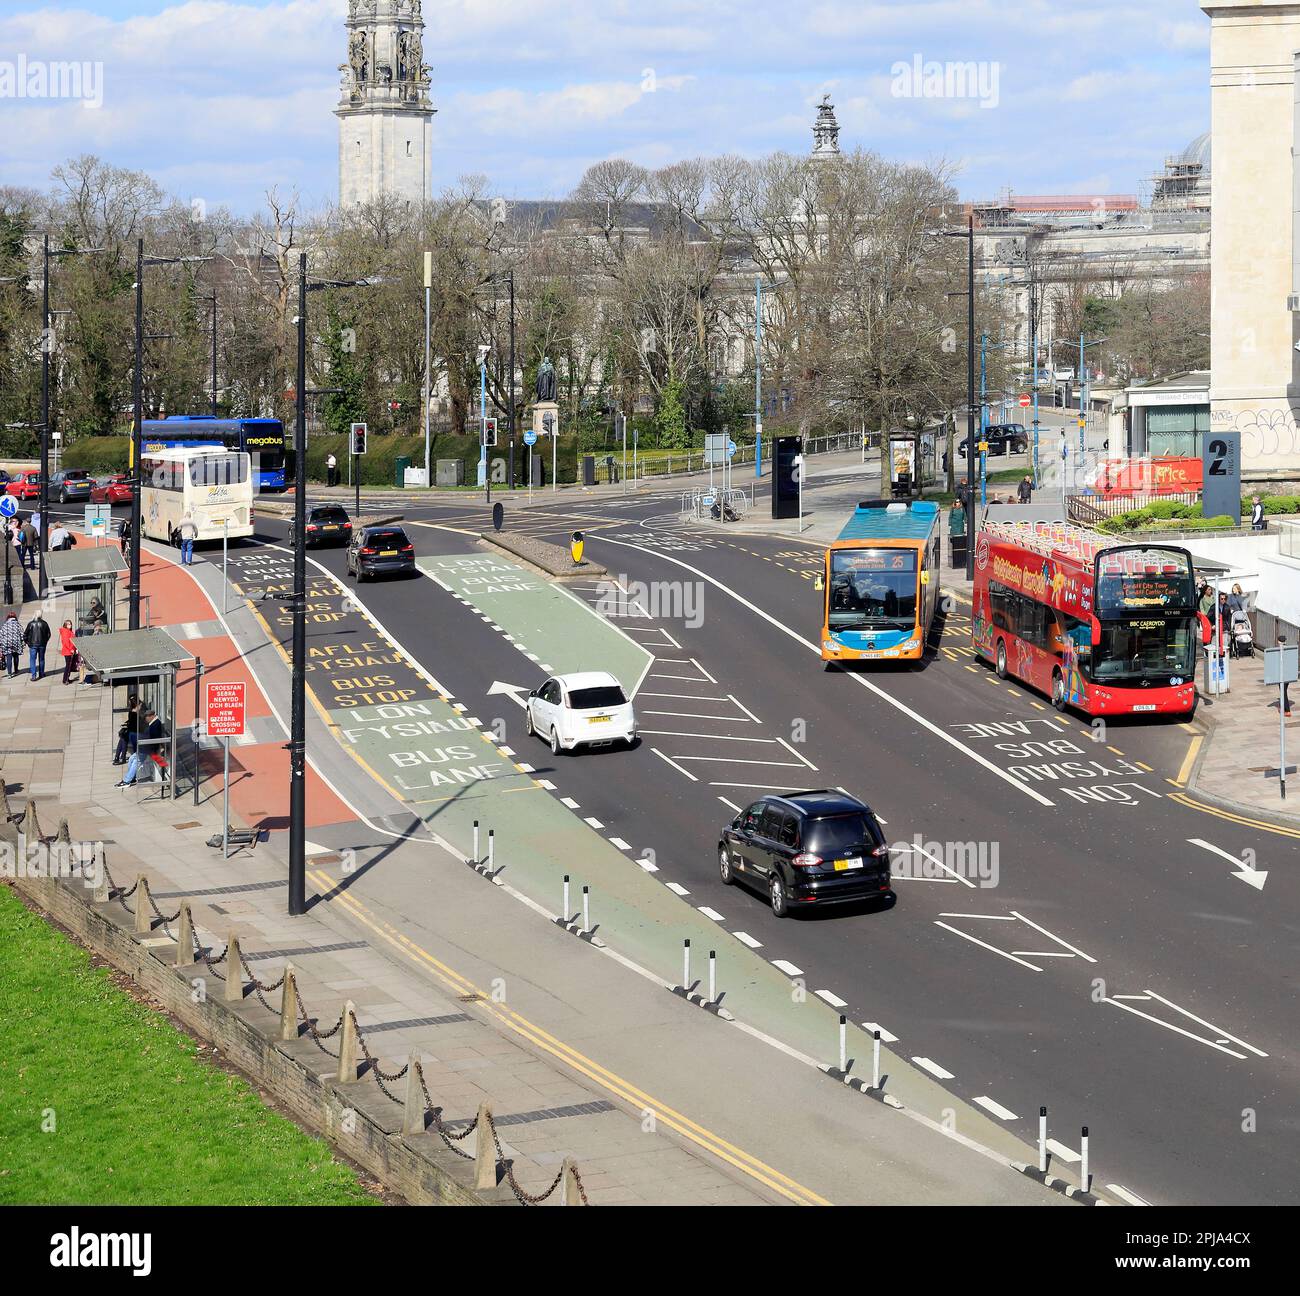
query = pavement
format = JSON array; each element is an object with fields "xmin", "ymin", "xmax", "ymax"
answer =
[{"xmin": 0, "ymin": 528, "xmax": 1069, "ymax": 1207}]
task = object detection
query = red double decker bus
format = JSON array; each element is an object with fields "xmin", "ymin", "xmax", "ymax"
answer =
[{"xmin": 971, "ymin": 522, "xmax": 1199, "ymax": 716}]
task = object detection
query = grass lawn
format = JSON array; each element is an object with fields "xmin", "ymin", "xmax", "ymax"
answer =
[{"xmin": 0, "ymin": 885, "xmax": 379, "ymax": 1205}]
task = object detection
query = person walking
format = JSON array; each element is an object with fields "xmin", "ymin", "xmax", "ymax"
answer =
[
  {"xmin": 117, "ymin": 708, "xmax": 165, "ymax": 786},
  {"xmin": 19, "ymin": 518, "xmax": 37, "ymax": 570},
  {"xmin": 1250, "ymin": 495, "xmax": 1266, "ymax": 530},
  {"xmin": 23, "ymin": 611, "xmax": 50, "ymax": 680},
  {"xmin": 948, "ymin": 499, "xmax": 967, "ymax": 569},
  {"xmin": 119, "ymin": 514, "xmax": 133, "ymax": 557},
  {"xmin": 1017, "ymin": 474, "xmax": 1033, "ymax": 504},
  {"xmin": 1, "ymin": 611, "xmax": 23, "ymax": 677},
  {"xmin": 58, "ymin": 618, "xmax": 78, "ymax": 685},
  {"xmin": 178, "ymin": 511, "xmax": 198, "ymax": 565},
  {"xmin": 326, "ymin": 451, "xmax": 338, "ymax": 488},
  {"xmin": 48, "ymin": 520, "xmax": 74, "ymax": 552},
  {"xmin": 113, "ymin": 694, "xmax": 140, "ymax": 765},
  {"xmin": 1228, "ymin": 583, "xmax": 1246, "ymax": 615}
]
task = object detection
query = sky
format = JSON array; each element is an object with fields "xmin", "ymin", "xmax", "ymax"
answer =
[{"xmin": 0, "ymin": 0, "xmax": 1211, "ymax": 216}]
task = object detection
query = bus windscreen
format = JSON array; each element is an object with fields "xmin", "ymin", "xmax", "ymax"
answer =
[
  {"xmin": 828, "ymin": 549, "xmax": 917, "ymax": 629},
  {"xmin": 1095, "ymin": 548, "xmax": 1195, "ymax": 614}
]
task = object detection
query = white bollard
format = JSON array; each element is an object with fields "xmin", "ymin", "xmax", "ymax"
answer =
[
  {"xmin": 1081, "ymin": 1125, "xmax": 1090, "ymax": 1193},
  {"xmin": 582, "ymin": 885, "xmax": 590, "ymax": 933},
  {"xmin": 839, "ymin": 1015, "xmax": 847, "ymax": 1073},
  {"xmin": 487, "ymin": 829, "xmax": 494, "ymax": 871},
  {"xmin": 563, "ymin": 873, "xmax": 570, "ymax": 921},
  {"xmin": 682, "ymin": 938, "xmax": 691, "ymax": 989},
  {"xmin": 473, "ymin": 819, "xmax": 479, "ymax": 863},
  {"xmin": 872, "ymin": 1029, "xmax": 881, "ymax": 1089},
  {"xmin": 708, "ymin": 950, "xmax": 716, "ymax": 1004},
  {"xmin": 1038, "ymin": 1106, "xmax": 1048, "ymax": 1173}
]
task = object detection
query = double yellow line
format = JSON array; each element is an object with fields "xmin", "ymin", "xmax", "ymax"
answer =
[{"xmin": 307, "ymin": 868, "xmax": 830, "ymax": 1205}]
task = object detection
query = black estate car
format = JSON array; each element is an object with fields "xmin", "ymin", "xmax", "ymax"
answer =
[
  {"xmin": 292, "ymin": 504, "xmax": 352, "ymax": 548},
  {"xmin": 718, "ymin": 788, "xmax": 893, "ymax": 917},
  {"xmin": 346, "ymin": 524, "xmax": 415, "ymax": 581}
]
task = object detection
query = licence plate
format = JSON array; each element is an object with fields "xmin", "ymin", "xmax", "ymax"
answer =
[
  {"xmin": 833, "ymin": 857, "xmax": 864, "ymax": 871},
  {"xmin": 588, "ymin": 715, "xmax": 611, "ymax": 723},
  {"xmin": 1132, "ymin": 704, "xmax": 1157, "ymax": 712},
  {"xmin": 380, "ymin": 549, "xmax": 398, "ymax": 556},
  {"xmin": 323, "ymin": 524, "xmax": 338, "ymax": 531}
]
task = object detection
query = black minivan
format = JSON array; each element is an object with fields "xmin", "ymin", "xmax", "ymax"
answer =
[
  {"xmin": 718, "ymin": 789, "xmax": 892, "ymax": 917},
  {"xmin": 346, "ymin": 524, "xmax": 416, "ymax": 581}
]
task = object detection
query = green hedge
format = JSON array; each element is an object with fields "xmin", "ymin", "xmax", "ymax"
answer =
[
  {"xmin": 1096, "ymin": 494, "xmax": 1300, "ymax": 534},
  {"xmin": 60, "ymin": 432, "xmax": 588, "ymax": 488}
]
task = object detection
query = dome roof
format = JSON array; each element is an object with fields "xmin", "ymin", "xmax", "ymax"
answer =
[{"xmin": 1180, "ymin": 131, "xmax": 1211, "ymax": 172}]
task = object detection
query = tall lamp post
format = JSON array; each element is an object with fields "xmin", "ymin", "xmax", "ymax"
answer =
[
  {"xmin": 130, "ymin": 241, "xmax": 212, "ymax": 630},
  {"xmin": 289, "ymin": 256, "xmax": 378, "ymax": 917},
  {"xmin": 1053, "ymin": 333, "xmax": 1107, "ymax": 494},
  {"xmin": 197, "ymin": 291, "xmax": 218, "ymax": 415},
  {"xmin": 936, "ymin": 215, "xmax": 977, "ymax": 579}
]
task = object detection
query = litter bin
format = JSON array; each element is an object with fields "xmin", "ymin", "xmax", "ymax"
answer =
[
  {"xmin": 582, "ymin": 456, "xmax": 596, "ymax": 486},
  {"xmin": 394, "ymin": 455, "xmax": 411, "ymax": 487}
]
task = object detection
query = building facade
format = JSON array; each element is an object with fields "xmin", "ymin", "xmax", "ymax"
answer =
[{"xmin": 336, "ymin": 0, "xmax": 434, "ymax": 208}]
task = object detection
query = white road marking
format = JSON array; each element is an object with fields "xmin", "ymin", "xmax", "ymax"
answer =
[
  {"xmin": 584, "ymin": 816, "xmax": 605, "ymax": 830},
  {"xmin": 560, "ymin": 797, "xmax": 580, "ymax": 809},
  {"xmin": 933, "ymin": 921, "xmax": 1044, "ymax": 972},
  {"xmin": 775, "ymin": 735, "xmax": 818, "ymax": 770},
  {"xmin": 691, "ymin": 658, "xmax": 718, "ymax": 683},
  {"xmin": 911, "ymin": 1056, "xmax": 955, "ymax": 1080},
  {"xmin": 674, "ymin": 756, "xmax": 806, "ymax": 767},
  {"xmin": 643, "ymin": 709, "xmax": 753, "ymax": 722},
  {"xmin": 709, "ymin": 781, "xmax": 804, "ymax": 791},
  {"xmin": 907, "ymin": 842, "xmax": 977, "ymax": 889},
  {"xmin": 973, "ymin": 1096, "xmax": 1020, "ymax": 1121},
  {"xmin": 727, "ymin": 693, "xmax": 762, "ymax": 722},
  {"xmin": 1143, "ymin": 989, "xmax": 1268, "ymax": 1058},
  {"xmin": 698, "ymin": 907, "xmax": 725, "ymax": 922},
  {"xmin": 665, "ymin": 882, "xmax": 690, "ymax": 896},
  {"xmin": 650, "ymin": 748, "xmax": 699, "ymax": 781},
  {"xmin": 1007, "ymin": 911, "xmax": 1096, "ymax": 963},
  {"xmin": 640, "ymin": 691, "xmax": 731, "ymax": 702},
  {"xmin": 637, "ymin": 856, "xmax": 659, "ymax": 873},
  {"xmin": 517, "ymin": 762, "xmax": 535, "ymax": 773},
  {"xmin": 1106, "ymin": 1184, "xmax": 1152, "ymax": 1207},
  {"xmin": 638, "ymin": 730, "xmax": 777, "ymax": 743},
  {"xmin": 498, "ymin": 745, "xmax": 515, "ymax": 756},
  {"xmin": 609, "ymin": 837, "xmax": 631, "ymax": 850},
  {"xmin": 647, "ymin": 672, "xmax": 705, "ymax": 681},
  {"xmin": 861, "ymin": 1021, "xmax": 897, "ymax": 1042},
  {"xmin": 771, "ymin": 960, "xmax": 804, "ymax": 977},
  {"xmin": 717, "ymin": 796, "xmax": 742, "ymax": 812},
  {"xmin": 733, "ymin": 931, "xmax": 762, "ymax": 948},
  {"xmin": 537, "ymin": 779, "xmax": 556, "ymax": 790},
  {"xmin": 1045, "ymin": 1138, "xmax": 1081, "ymax": 1164},
  {"xmin": 815, "ymin": 990, "xmax": 848, "ymax": 1008},
  {"xmin": 1100, "ymin": 995, "xmax": 1249, "ymax": 1059},
  {"xmin": 589, "ymin": 535, "xmax": 1057, "ymax": 807}
]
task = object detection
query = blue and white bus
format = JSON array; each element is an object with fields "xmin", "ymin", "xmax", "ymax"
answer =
[{"xmin": 141, "ymin": 415, "xmax": 286, "ymax": 492}]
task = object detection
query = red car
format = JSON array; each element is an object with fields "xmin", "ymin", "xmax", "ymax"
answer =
[
  {"xmin": 91, "ymin": 473, "xmax": 133, "ymax": 504},
  {"xmin": 4, "ymin": 470, "xmax": 42, "ymax": 500}
]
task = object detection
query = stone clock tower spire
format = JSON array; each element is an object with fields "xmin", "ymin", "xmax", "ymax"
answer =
[{"xmin": 336, "ymin": 0, "xmax": 434, "ymax": 207}]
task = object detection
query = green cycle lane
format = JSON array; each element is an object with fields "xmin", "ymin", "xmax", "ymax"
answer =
[{"xmin": 257, "ymin": 549, "xmax": 1063, "ymax": 1188}]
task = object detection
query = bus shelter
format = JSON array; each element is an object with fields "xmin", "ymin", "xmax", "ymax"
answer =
[
  {"xmin": 76, "ymin": 628, "xmax": 193, "ymax": 800},
  {"xmin": 46, "ymin": 547, "xmax": 127, "ymax": 636}
]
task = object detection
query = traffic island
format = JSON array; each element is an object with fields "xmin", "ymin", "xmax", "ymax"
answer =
[{"xmin": 478, "ymin": 530, "xmax": 607, "ymax": 580}]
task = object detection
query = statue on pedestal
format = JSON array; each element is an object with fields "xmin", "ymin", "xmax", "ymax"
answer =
[{"xmin": 535, "ymin": 357, "xmax": 557, "ymax": 403}]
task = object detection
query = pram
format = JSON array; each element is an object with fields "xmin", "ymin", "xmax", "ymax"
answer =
[{"xmin": 1229, "ymin": 608, "xmax": 1254, "ymax": 658}]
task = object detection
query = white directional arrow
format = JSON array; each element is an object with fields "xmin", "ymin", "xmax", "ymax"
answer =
[
  {"xmin": 1188, "ymin": 838, "xmax": 1268, "ymax": 891},
  {"xmin": 487, "ymin": 681, "xmax": 530, "ymax": 709}
]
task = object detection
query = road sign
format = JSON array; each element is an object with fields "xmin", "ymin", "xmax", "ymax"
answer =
[
  {"xmin": 726, "ymin": 439, "xmax": 737, "ymax": 458},
  {"xmin": 0, "ymin": 496, "xmax": 16, "ymax": 519},
  {"xmin": 1202, "ymin": 431, "xmax": 1242, "ymax": 525},
  {"xmin": 1077, "ymin": 416, "xmax": 1086, "ymax": 429},
  {"xmin": 204, "ymin": 680, "xmax": 247, "ymax": 738},
  {"xmin": 523, "ymin": 429, "xmax": 537, "ymax": 446},
  {"xmin": 1019, "ymin": 394, "xmax": 1031, "ymax": 408},
  {"xmin": 84, "ymin": 503, "xmax": 111, "ymax": 538},
  {"xmin": 1264, "ymin": 643, "xmax": 1299, "ymax": 685}
]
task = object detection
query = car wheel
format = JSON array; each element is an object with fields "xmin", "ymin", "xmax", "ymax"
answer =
[
  {"xmin": 769, "ymin": 874, "xmax": 788, "ymax": 918},
  {"xmin": 549, "ymin": 727, "xmax": 562, "ymax": 756},
  {"xmin": 524, "ymin": 706, "xmax": 535, "ymax": 737},
  {"xmin": 719, "ymin": 847, "xmax": 734, "ymax": 886},
  {"xmin": 996, "ymin": 639, "xmax": 1008, "ymax": 679},
  {"xmin": 1052, "ymin": 669, "xmax": 1067, "ymax": 712}
]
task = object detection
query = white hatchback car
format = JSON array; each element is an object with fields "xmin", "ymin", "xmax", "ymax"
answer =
[{"xmin": 525, "ymin": 671, "xmax": 637, "ymax": 754}]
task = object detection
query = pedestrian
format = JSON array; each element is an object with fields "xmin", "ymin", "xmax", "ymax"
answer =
[
  {"xmin": 0, "ymin": 611, "xmax": 22, "ymax": 677},
  {"xmin": 59, "ymin": 618, "xmax": 78, "ymax": 685},
  {"xmin": 177, "ymin": 511, "xmax": 198, "ymax": 565},
  {"xmin": 19, "ymin": 518, "xmax": 37, "ymax": 570},
  {"xmin": 117, "ymin": 708, "xmax": 165, "ymax": 786},
  {"xmin": 326, "ymin": 451, "xmax": 338, "ymax": 488},
  {"xmin": 119, "ymin": 515, "xmax": 132, "ymax": 557},
  {"xmin": 23, "ymin": 610, "xmax": 50, "ymax": 680},
  {"xmin": 1251, "ymin": 495, "xmax": 1266, "ymax": 530},
  {"xmin": 48, "ymin": 520, "xmax": 74, "ymax": 552},
  {"xmin": 1228, "ymin": 583, "xmax": 1246, "ymax": 615},
  {"xmin": 1198, "ymin": 582, "xmax": 1216, "ymax": 617},
  {"xmin": 955, "ymin": 478, "xmax": 970, "ymax": 509},
  {"xmin": 1017, "ymin": 474, "xmax": 1033, "ymax": 503},
  {"xmin": 948, "ymin": 499, "xmax": 967, "ymax": 568},
  {"xmin": 113, "ymin": 694, "xmax": 140, "ymax": 765}
]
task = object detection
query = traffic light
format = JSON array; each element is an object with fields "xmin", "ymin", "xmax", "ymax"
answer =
[
  {"xmin": 482, "ymin": 417, "xmax": 497, "ymax": 447},
  {"xmin": 351, "ymin": 422, "xmax": 367, "ymax": 456}
]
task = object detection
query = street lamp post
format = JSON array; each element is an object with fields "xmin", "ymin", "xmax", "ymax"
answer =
[
  {"xmin": 197, "ymin": 292, "xmax": 218, "ymax": 416},
  {"xmin": 937, "ymin": 215, "xmax": 978, "ymax": 578}
]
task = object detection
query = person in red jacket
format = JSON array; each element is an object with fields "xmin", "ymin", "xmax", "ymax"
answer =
[{"xmin": 59, "ymin": 618, "xmax": 78, "ymax": 685}]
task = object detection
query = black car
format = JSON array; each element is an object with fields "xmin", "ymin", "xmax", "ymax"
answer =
[
  {"xmin": 51, "ymin": 468, "xmax": 93, "ymax": 503},
  {"xmin": 346, "ymin": 524, "xmax": 415, "ymax": 581},
  {"xmin": 957, "ymin": 423, "xmax": 1029, "ymax": 458},
  {"xmin": 292, "ymin": 504, "xmax": 353, "ymax": 548},
  {"xmin": 718, "ymin": 789, "xmax": 892, "ymax": 917}
]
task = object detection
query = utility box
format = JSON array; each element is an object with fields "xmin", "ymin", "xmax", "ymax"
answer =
[
  {"xmin": 582, "ymin": 455, "xmax": 596, "ymax": 486},
  {"xmin": 436, "ymin": 459, "xmax": 464, "ymax": 487},
  {"xmin": 530, "ymin": 455, "xmax": 544, "ymax": 487},
  {"xmin": 404, "ymin": 466, "xmax": 428, "ymax": 488},
  {"xmin": 394, "ymin": 455, "xmax": 411, "ymax": 486}
]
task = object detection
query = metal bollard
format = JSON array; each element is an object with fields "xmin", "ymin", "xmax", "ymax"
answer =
[
  {"xmin": 682, "ymin": 938, "xmax": 691, "ymax": 989},
  {"xmin": 839, "ymin": 1015, "xmax": 847, "ymax": 1073},
  {"xmin": 1081, "ymin": 1125, "xmax": 1090, "ymax": 1193},
  {"xmin": 708, "ymin": 950, "xmax": 716, "ymax": 1004},
  {"xmin": 872, "ymin": 1029, "xmax": 881, "ymax": 1090},
  {"xmin": 563, "ymin": 873, "xmax": 570, "ymax": 921},
  {"xmin": 472, "ymin": 819, "xmax": 479, "ymax": 863},
  {"xmin": 487, "ymin": 829, "xmax": 494, "ymax": 871},
  {"xmin": 582, "ymin": 885, "xmax": 590, "ymax": 932},
  {"xmin": 1038, "ymin": 1106, "xmax": 1048, "ymax": 1173}
]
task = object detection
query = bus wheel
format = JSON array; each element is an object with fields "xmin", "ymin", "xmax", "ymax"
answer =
[
  {"xmin": 1051, "ymin": 670, "xmax": 1067, "ymax": 711},
  {"xmin": 995, "ymin": 640, "xmax": 1008, "ymax": 678}
]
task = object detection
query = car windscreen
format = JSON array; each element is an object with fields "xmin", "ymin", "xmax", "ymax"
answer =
[
  {"xmin": 313, "ymin": 508, "xmax": 350, "ymax": 522},
  {"xmin": 803, "ymin": 813, "xmax": 877, "ymax": 856},
  {"xmin": 366, "ymin": 530, "xmax": 407, "ymax": 546},
  {"xmin": 567, "ymin": 685, "xmax": 627, "ymax": 710},
  {"xmin": 63, "ymin": 470, "xmax": 90, "ymax": 480}
]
